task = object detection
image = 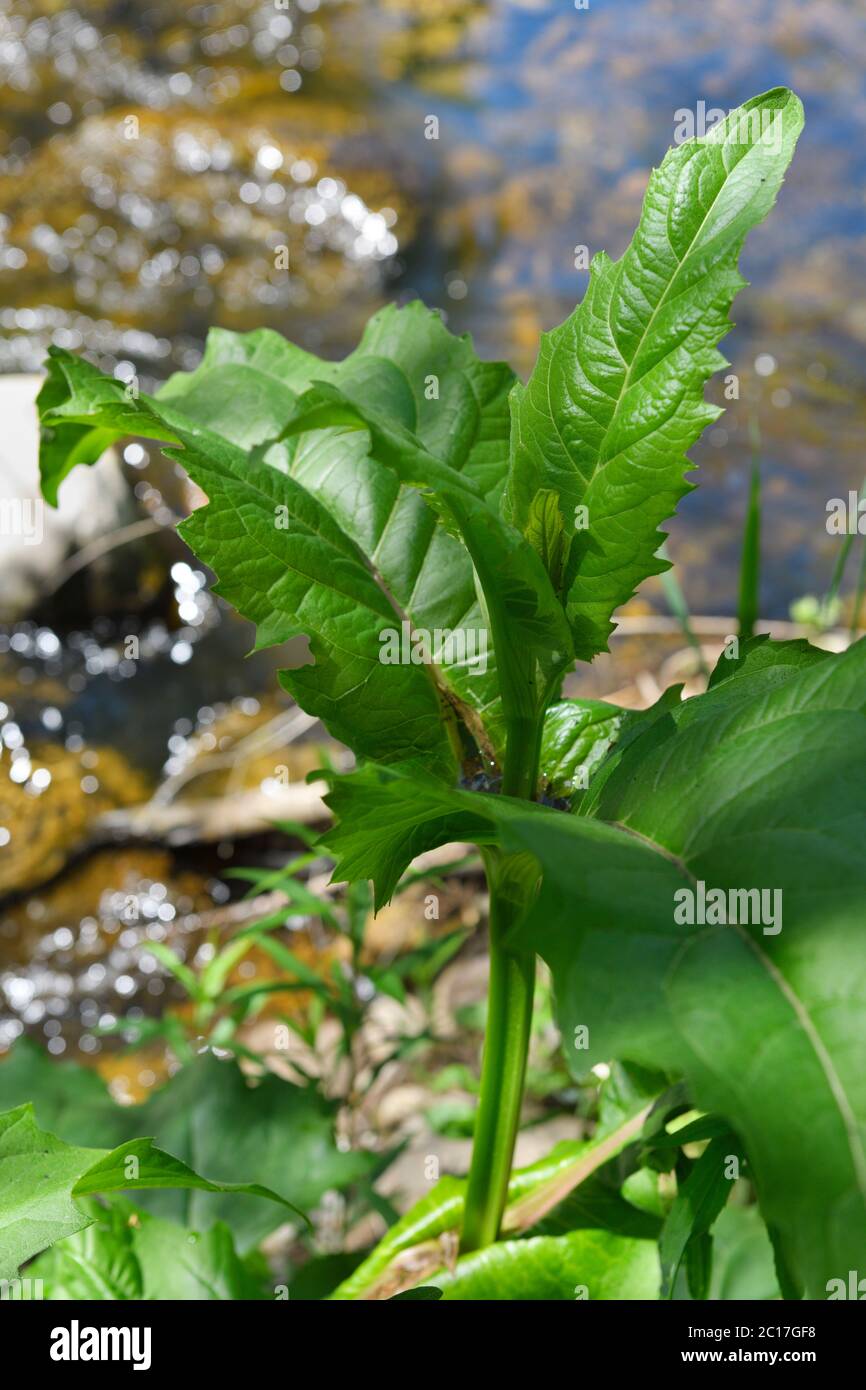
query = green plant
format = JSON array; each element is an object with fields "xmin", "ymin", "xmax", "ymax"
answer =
[
  {"xmin": 0, "ymin": 1039, "xmax": 381, "ymax": 1284},
  {"xmin": 0, "ymin": 837, "xmax": 475, "ymax": 1290},
  {"xmin": 736, "ymin": 413, "xmax": 764, "ymax": 642},
  {"xmin": 0, "ymin": 1097, "xmax": 304, "ymax": 1283},
  {"xmin": 103, "ymin": 824, "xmax": 468, "ymax": 1086},
  {"xmin": 31, "ymin": 87, "xmax": 865, "ymax": 1302},
  {"xmin": 658, "ymin": 541, "xmax": 709, "ymax": 680},
  {"xmin": 791, "ymin": 473, "xmax": 866, "ymax": 635}
]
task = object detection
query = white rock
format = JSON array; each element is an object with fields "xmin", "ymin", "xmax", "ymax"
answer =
[{"xmin": 0, "ymin": 374, "xmax": 133, "ymax": 619}]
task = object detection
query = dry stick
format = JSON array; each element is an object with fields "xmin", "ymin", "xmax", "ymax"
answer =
[
  {"xmin": 94, "ymin": 779, "xmax": 331, "ymax": 845},
  {"xmin": 613, "ymin": 615, "xmax": 861, "ymax": 640},
  {"xmin": 152, "ymin": 708, "xmax": 321, "ymax": 806},
  {"xmin": 42, "ymin": 517, "xmax": 166, "ymax": 597}
]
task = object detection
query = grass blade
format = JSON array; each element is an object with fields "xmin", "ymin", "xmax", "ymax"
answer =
[{"xmin": 737, "ymin": 415, "xmax": 763, "ymax": 640}]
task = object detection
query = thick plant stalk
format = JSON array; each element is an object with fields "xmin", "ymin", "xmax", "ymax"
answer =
[
  {"xmin": 461, "ymin": 889, "xmax": 535, "ymax": 1252},
  {"xmin": 461, "ymin": 690, "xmax": 540, "ymax": 1257}
]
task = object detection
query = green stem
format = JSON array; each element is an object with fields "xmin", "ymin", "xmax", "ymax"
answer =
[
  {"xmin": 461, "ymin": 707, "xmax": 542, "ymax": 1252},
  {"xmin": 461, "ymin": 851, "xmax": 537, "ymax": 1252},
  {"xmin": 501, "ymin": 716, "xmax": 543, "ymax": 799}
]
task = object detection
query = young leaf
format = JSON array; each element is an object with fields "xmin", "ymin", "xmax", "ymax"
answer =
[
  {"xmin": 72, "ymin": 1135, "xmax": 307, "ymax": 1223},
  {"xmin": 506, "ymin": 87, "xmax": 804, "ymax": 658},
  {"xmin": 320, "ymin": 762, "xmax": 494, "ymax": 908},
  {"xmin": 433, "ymin": 1228, "xmax": 659, "ymax": 1301},
  {"xmin": 658, "ymin": 1133, "xmax": 743, "ymax": 1297},
  {"xmin": 144, "ymin": 941, "xmax": 208, "ymax": 1003},
  {"xmin": 538, "ymin": 697, "xmax": 625, "ymax": 800}
]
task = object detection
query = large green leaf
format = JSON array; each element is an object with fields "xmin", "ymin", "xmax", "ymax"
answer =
[
  {"xmin": 37, "ymin": 356, "xmax": 177, "ymax": 506},
  {"xmin": 0, "ymin": 1106, "xmax": 101, "ymax": 1283},
  {"xmin": 321, "ymin": 762, "xmax": 493, "ymax": 908},
  {"xmin": 40, "ymin": 351, "xmax": 462, "ymax": 777},
  {"xmin": 276, "ymin": 305, "xmax": 516, "ymax": 760},
  {"xmin": 0, "ymin": 1103, "xmax": 297, "ymax": 1281},
  {"xmin": 38, "ymin": 306, "xmax": 548, "ymax": 772},
  {"xmin": 122, "ymin": 1055, "xmax": 372, "ymax": 1249},
  {"xmin": 179, "ymin": 426, "xmax": 465, "ymax": 778},
  {"xmin": 706, "ymin": 632, "xmax": 831, "ymax": 691},
  {"xmin": 118, "ymin": 1214, "xmax": 266, "ymax": 1300},
  {"xmin": 433, "ymin": 1228, "xmax": 659, "ymax": 1301},
  {"xmin": 157, "ymin": 325, "xmax": 322, "ymax": 448},
  {"xmin": 704, "ymin": 1205, "xmax": 780, "ymax": 1302},
  {"xmin": 29, "ymin": 1200, "xmax": 263, "ymax": 1300},
  {"xmin": 0, "ymin": 1048, "xmax": 374, "ymax": 1253},
  {"xmin": 318, "ymin": 701, "xmax": 619, "ymax": 903},
  {"xmin": 165, "ymin": 304, "xmax": 522, "ymax": 761},
  {"xmin": 37, "ymin": 324, "xmax": 323, "ymax": 502},
  {"xmin": 71, "ymin": 1135, "xmax": 306, "ymax": 1221},
  {"xmin": 323, "ymin": 639, "xmax": 866, "ymax": 1297},
  {"xmin": 279, "ymin": 371, "xmax": 574, "ymax": 737},
  {"xmin": 320, "ymin": 753, "xmax": 647, "ymax": 909},
  {"xmin": 575, "ymin": 638, "xmax": 829, "ymax": 815},
  {"xmin": 506, "ymin": 88, "xmax": 804, "ymax": 658},
  {"xmin": 501, "ymin": 641, "xmax": 866, "ymax": 1298}
]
